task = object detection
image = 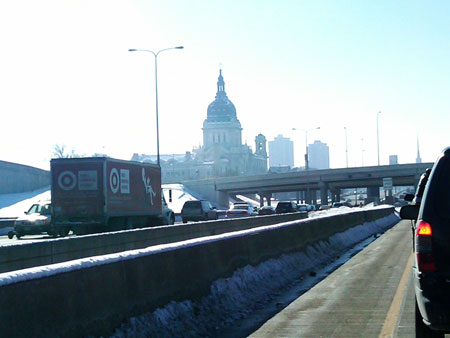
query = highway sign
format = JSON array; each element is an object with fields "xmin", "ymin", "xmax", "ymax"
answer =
[{"xmin": 383, "ymin": 177, "xmax": 393, "ymax": 190}]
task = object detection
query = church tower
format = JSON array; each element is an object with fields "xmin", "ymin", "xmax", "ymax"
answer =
[
  {"xmin": 202, "ymin": 70, "xmax": 242, "ymax": 151},
  {"xmin": 255, "ymin": 134, "xmax": 267, "ymax": 158}
]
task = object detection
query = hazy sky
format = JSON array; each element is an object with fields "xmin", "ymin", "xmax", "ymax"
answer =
[{"xmin": 1, "ymin": 0, "xmax": 449, "ymax": 170}]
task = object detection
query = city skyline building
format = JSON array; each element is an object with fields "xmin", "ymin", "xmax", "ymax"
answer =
[
  {"xmin": 268, "ymin": 135, "xmax": 294, "ymax": 170},
  {"xmin": 308, "ymin": 140, "xmax": 330, "ymax": 170},
  {"xmin": 389, "ymin": 155, "xmax": 398, "ymax": 165}
]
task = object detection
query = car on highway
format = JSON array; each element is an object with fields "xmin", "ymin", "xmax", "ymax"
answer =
[
  {"xmin": 181, "ymin": 200, "xmax": 218, "ymax": 223},
  {"xmin": 275, "ymin": 201, "xmax": 300, "ymax": 214},
  {"xmin": 298, "ymin": 203, "xmax": 316, "ymax": 212},
  {"xmin": 8, "ymin": 200, "xmax": 53, "ymax": 239},
  {"xmin": 225, "ymin": 203, "xmax": 258, "ymax": 218},
  {"xmin": 400, "ymin": 147, "xmax": 450, "ymax": 337},
  {"xmin": 257, "ymin": 205, "xmax": 276, "ymax": 215},
  {"xmin": 404, "ymin": 167, "xmax": 432, "ymax": 205}
]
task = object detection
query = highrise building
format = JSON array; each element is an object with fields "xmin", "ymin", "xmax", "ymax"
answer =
[
  {"xmin": 389, "ymin": 155, "xmax": 398, "ymax": 165},
  {"xmin": 268, "ymin": 135, "xmax": 294, "ymax": 169},
  {"xmin": 308, "ymin": 140, "xmax": 329, "ymax": 169}
]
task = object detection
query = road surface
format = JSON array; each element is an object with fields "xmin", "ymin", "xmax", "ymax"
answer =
[{"xmin": 218, "ymin": 220, "xmax": 448, "ymax": 337}]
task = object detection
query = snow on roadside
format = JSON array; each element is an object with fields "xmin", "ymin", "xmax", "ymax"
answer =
[
  {"xmin": 0, "ymin": 187, "xmax": 51, "ymax": 235},
  {"xmin": 0, "ymin": 187, "xmax": 50, "ymax": 217},
  {"xmin": 108, "ymin": 211, "xmax": 399, "ymax": 338}
]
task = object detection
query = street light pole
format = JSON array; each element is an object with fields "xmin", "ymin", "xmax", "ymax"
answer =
[
  {"xmin": 344, "ymin": 127, "xmax": 348, "ymax": 168},
  {"xmin": 361, "ymin": 138, "xmax": 365, "ymax": 166},
  {"xmin": 128, "ymin": 46, "xmax": 184, "ymax": 166},
  {"xmin": 377, "ymin": 111, "xmax": 381, "ymax": 166},
  {"xmin": 292, "ymin": 127, "xmax": 320, "ymax": 170},
  {"xmin": 292, "ymin": 126, "xmax": 320, "ymax": 204}
]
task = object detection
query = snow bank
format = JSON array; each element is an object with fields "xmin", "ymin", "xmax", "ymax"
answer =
[
  {"xmin": 0, "ymin": 187, "xmax": 50, "ymax": 217},
  {"xmin": 108, "ymin": 212, "xmax": 399, "ymax": 338}
]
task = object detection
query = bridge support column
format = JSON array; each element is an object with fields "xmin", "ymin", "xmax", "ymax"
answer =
[
  {"xmin": 266, "ymin": 193, "xmax": 272, "ymax": 206},
  {"xmin": 318, "ymin": 182, "xmax": 329, "ymax": 205},
  {"xmin": 330, "ymin": 188, "xmax": 341, "ymax": 203},
  {"xmin": 216, "ymin": 190, "xmax": 230, "ymax": 208},
  {"xmin": 311, "ymin": 190, "xmax": 318, "ymax": 205},
  {"xmin": 258, "ymin": 192, "xmax": 272, "ymax": 206},
  {"xmin": 366, "ymin": 186, "xmax": 380, "ymax": 204}
]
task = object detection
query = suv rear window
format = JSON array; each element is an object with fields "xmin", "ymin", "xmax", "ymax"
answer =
[
  {"xmin": 276, "ymin": 202, "xmax": 292, "ymax": 211},
  {"xmin": 183, "ymin": 201, "xmax": 202, "ymax": 209}
]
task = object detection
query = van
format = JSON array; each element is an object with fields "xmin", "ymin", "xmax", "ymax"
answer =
[{"xmin": 181, "ymin": 200, "xmax": 218, "ymax": 223}]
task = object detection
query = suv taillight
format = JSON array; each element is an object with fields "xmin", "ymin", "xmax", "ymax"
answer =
[{"xmin": 415, "ymin": 220, "xmax": 436, "ymax": 272}]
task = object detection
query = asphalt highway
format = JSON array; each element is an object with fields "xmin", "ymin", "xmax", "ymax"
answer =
[{"xmin": 218, "ymin": 220, "xmax": 449, "ymax": 337}]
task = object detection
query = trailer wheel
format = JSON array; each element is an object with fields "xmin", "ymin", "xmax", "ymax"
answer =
[
  {"xmin": 169, "ymin": 214, "xmax": 175, "ymax": 225},
  {"xmin": 7, "ymin": 231, "xmax": 14, "ymax": 239},
  {"xmin": 59, "ymin": 227, "xmax": 69, "ymax": 237}
]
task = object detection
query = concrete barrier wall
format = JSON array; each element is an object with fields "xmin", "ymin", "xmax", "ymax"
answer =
[
  {"xmin": 0, "ymin": 207, "xmax": 394, "ymax": 338},
  {"xmin": 0, "ymin": 160, "xmax": 50, "ymax": 194},
  {"xmin": 0, "ymin": 212, "xmax": 308, "ymax": 273}
]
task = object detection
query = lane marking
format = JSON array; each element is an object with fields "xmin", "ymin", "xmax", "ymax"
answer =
[{"xmin": 379, "ymin": 250, "xmax": 414, "ymax": 338}]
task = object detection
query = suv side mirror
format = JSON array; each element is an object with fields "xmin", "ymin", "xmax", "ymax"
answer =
[{"xmin": 400, "ymin": 204, "xmax": 419, "ymax": 220}]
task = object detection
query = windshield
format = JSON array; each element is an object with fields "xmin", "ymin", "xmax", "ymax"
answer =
[{"xmin": 27, "ymin": 204, "xmax": 51, "ymax": 215}]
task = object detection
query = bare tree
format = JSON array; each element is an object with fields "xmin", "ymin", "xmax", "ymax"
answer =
[
  {"xmin": 52, "ymin": 144, "xmax": 83, "ymax": 158},
  {"xmin": 53, "ymin": 144, "xmax": 68, "ymax": 158}
]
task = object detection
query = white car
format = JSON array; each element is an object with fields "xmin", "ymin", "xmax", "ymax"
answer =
[
  {"xmin": 225, "ymin": 203, "xmax": 258, "ymax": 218},
  {"xmin": 9, "ymin": 201, "xmax": 53, "ymax": 239}
]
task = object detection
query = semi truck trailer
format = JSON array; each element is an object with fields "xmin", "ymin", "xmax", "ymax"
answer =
[{"xmin": 51, "ymin": 157, "xmax": 174, "ymax": 235}]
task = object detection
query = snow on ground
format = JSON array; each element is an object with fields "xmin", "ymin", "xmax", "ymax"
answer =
[
  {"xmin": 0, "ymin": 187, "xmax": 51, "ymax": 236},
  {"xmin": 0, "ymin": 186, "xmax": 50, "ymax": 217},
  {"xmin": 162, "ymin": 184, "xmax": 204, "ymax": 214},
  {"xmin": 107, "ymin": 209, "xmax": 398, "ymax": 338}
]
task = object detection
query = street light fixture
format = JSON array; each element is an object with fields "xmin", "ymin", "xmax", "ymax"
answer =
[{"xmin": 128, "ymin": 46, "xmax": 184, "ymax": 166}]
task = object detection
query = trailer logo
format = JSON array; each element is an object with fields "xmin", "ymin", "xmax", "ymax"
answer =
[
  {"xmin": 110, "ymin": 168, "xmax": 120, "ymax": 193},
  {"xmin": 58, "ymin": 171, "xmax": 76, "ymax": 191},
  {"xmin": 142, "ymin": 168, "xmax": 156, "ymax": 205},
  {"xmin": 110, "ymin": 168, "xmax": 130, "ymax": 194}
]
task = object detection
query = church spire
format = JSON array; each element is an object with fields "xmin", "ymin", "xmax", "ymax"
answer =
[
  {"xmin": 216, "ymin": 69, "xmax": 226, "ymax": 98},
  {"xmin": 416, "ymin": 134, "xmax": 422, "ymax": 163}
]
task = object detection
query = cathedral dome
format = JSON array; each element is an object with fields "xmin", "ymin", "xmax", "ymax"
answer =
[{"xmin": 207, "ymin": 70, "xmax": 237, "ymax": 122}]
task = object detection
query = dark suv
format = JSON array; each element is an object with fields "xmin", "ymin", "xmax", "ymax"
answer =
[
  {"xmin": 400, "ymin": 147, "xmax": 450, "ymax": 337},
  {"xmin": 181, "ymin": 200, "xmax": 218, "ymax": 223},
  {"xmin": 275, "ymin": 201, "xmax": 300, "ymax": 214}
]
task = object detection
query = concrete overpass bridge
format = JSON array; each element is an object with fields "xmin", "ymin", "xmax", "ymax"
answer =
[{"xmin": 183, "ymin": 162, "xmax": 433, "ymax": 207}]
